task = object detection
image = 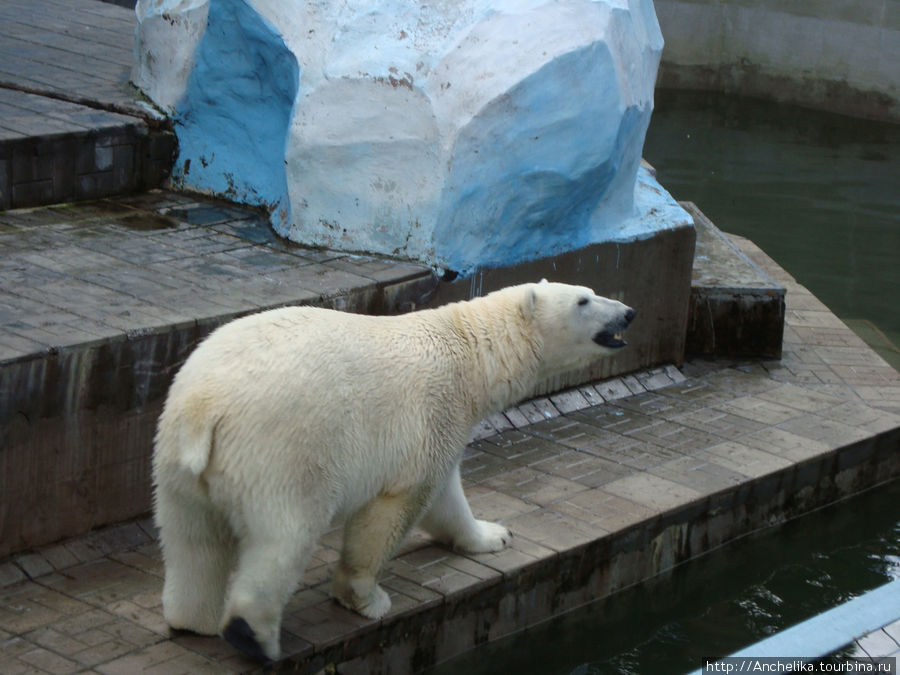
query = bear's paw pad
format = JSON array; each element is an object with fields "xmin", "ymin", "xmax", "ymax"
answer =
[{"xmin": 223, "ymin": 616, "xmax": 274, "ymax": 664}]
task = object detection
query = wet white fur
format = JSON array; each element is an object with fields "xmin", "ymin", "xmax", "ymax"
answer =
[{"xmin": 153, "ymin": 281, "xmax": 633, "ymax": 660}]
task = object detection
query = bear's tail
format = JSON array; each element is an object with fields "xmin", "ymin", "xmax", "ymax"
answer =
[
  {"xmin": 179, "ymin": 419, "xmax": 215, "ymax": 476},
  {"xmin": 174, "ymin": 396, "xmax": 218, "ymax": 476}
]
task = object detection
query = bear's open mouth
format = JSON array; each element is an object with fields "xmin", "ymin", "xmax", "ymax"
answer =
[{"xmin": 593, "ymin": 330, "xmax": 627, "ymax": 349}]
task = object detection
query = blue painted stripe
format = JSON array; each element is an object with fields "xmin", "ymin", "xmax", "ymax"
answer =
[
  {"xmin": 689, "ymin": 579, "xmax": 900, "ymax": 674},
  {"xmin": 170, "ymin": 0, "xmax": 298, "ymax": 228}
]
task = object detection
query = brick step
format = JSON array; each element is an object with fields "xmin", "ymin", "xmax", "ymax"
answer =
[
  {"xmin": 683, "ymin": 201, "xmax": 786, "ymax": 359},
  {"xmin": 0, "ymin": 87, "xmax": 174, "ymax": 210}
]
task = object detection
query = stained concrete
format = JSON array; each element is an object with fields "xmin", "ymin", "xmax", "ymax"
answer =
[{"xmin": 426, "ymin": 212, "xmax": 696, "ymax": 396}]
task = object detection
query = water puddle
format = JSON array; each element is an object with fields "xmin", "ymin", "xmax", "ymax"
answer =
[{"xmin": 116, "ymin": 212, "xmax": 178, "ymax": 231}]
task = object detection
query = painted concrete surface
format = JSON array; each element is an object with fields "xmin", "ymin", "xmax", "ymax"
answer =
[
  {"xmin": 654, "ymin": 0, "xmax": 900, "ymax": 121},
  {"xmin": 134, "ymin": 0, "xmax": 691, "ymax": 274},
  {"xmin": 166, "ymin": 0, "xmax": 298, "ymax": 227},
  {"xmin": 0, "ymin": 228, "xmax": 897, "ymax": 673}
]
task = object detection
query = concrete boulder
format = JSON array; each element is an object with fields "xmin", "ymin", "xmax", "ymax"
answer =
[{"xmin": 133, "ymin": 0, "xmax": 689, "ymax": 275}]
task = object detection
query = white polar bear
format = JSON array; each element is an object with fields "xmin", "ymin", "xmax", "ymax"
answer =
[{"xmin": 153, "ymin": 280, "xmax": 634, "ymax": 662}]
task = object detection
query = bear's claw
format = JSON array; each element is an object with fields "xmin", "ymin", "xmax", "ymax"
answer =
[{"xmin": 223, "ymin": 617, "xmax": 273, "ymax": 664}]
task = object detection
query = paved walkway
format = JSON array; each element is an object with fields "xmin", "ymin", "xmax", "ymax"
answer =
[
  {"xmin": 0, "ymin": 204, "xmax": 897, "ymax": 671},
  {"xmin": 853, "ymin": 618, "xmax": 900, "ymax": 661},
  {"xmin": 0, "ymin": 0, "xmax": 171, "ymax": 211},
  {"xmin": 0, "ymin": 0, "xmax": 144, "ymax": 118},
  {"xmin": 0, "ymin": 191, "xmax": 431, "ymax": 363}
]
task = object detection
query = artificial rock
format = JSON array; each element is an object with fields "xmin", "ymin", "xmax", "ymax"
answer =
[{"xmin": 133, "ymin": 0, "xmax": 690, "ymax": 275}]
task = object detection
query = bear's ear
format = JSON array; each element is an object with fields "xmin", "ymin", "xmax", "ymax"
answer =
[{"xmin": 539, "ymin": 278, "xmax": 548, "ymax": 284}]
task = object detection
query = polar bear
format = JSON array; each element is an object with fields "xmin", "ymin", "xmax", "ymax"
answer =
[{"xmin": 153, "ymin": 280, "xmax": 634, "ymax": 662}]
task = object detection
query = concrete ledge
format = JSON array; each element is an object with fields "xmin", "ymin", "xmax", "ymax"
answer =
[
  {"xmin": 0, "ymin": 89, "xmax": 174, "ymax": 210},
  {"xmin": 653, "ymin": 0, "xmax": 900, "ymax": 121},
  {"xmin": 312, "ymin": 428, "xmax": 899, "ymax": 675},
  {"xmin": 684, "ymin": 202, "xmax": 785, "ymax": 359}
]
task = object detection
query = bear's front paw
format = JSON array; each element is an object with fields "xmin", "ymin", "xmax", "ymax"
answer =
[
  {"xmin": 332, "ymin": 575, "xmax": 392, "ymax": 620},
  {"xmin": 355, "ymin": 584, "xmax": 391, "ymax": 620},
  {"xmin": 454, "ymin": 520, "xmax": 512, "ymax": 553}
]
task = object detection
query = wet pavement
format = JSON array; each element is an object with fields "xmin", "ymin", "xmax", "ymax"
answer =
[{"xmin": 0, "ymin": 0, "xmax": 170, "ymax": 211}]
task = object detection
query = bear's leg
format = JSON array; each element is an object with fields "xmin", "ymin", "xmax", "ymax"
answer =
[
  {"xmin": 419, "ymin": 463, "xmax": 511, "ymax": 553},
  {"xmin": 221, "ymin": 517, "xmax": 317, "ymax": 663},
  {"xmin": 332, "ymin": 489, "xmax": 428, "ymax": 619},
  {"xmin": 157, "ymin": 488, "xmax": 235, "ymax": 636}
]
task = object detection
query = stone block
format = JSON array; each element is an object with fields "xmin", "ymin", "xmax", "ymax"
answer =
[{"xmin": 684, "ymin": 202, "xmax": 786, "ymax": 359}]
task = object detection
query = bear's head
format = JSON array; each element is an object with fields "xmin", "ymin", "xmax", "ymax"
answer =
[{"xmin": 526, "ymin": 279, "xmax": 635, "ymax": 373}]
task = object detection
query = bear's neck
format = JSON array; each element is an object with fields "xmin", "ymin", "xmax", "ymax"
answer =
[{"xmin": 442, "ymin": 296, "xmax": 543, "ymax": 421}]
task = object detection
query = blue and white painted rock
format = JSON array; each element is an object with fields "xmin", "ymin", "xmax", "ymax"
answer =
[{"xmin": 133, "ymin": 0, "xmax": 689, "ymax": 276}]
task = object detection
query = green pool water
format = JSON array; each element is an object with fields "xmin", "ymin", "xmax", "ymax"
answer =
[
  {"xmin": 423, "ymin": 479, "xmax": 900, "ymax": 675},
  {"xmin": 644, "ymin": 91, "xmax": 900, "ymax": 369}
]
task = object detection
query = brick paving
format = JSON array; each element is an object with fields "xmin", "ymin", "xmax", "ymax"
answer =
[
  {"xmin": 0, "ymin": 224, "xmax": 897, "ymax": 671},
  {"xmin": 0, "ymin": 0, "xmax": 141, "ymax": 117},
  {"xmin": 0, "ymin": 191, "xmax": 432, "ymax": 364},
  {"xmin": 852, "ymin": 618, "xmax": 900, "ymax": 661},
  {"xmin": 0, "ymin": 0, "xmax": 171, "ymax": 210}
]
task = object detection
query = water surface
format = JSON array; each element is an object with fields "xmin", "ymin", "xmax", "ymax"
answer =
[
  {"xmin": 644, "ymin": 91, "xmax": 900, "ymax": 368},
  {"xmin": 424, "ymin": 479, "xmax": 900, "ymax": 675}
]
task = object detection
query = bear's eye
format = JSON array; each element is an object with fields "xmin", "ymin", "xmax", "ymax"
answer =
[{"xmin": 577, "ymin": 297, "xmax": 589, "ymax": 306}]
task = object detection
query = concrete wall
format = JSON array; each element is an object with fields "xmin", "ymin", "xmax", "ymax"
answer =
[{"xmin": 654, "ymin": 0, "xmax": 900, "ymax": 121}]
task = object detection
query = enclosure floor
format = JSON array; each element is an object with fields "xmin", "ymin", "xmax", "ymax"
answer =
[
  {"xmin": 0, "ymin": 0, "xmax": 176, "ymax": 210},
  {"xmin": 0, "ymin": 0, "xmax": 143, "ymax": 117},
  {"xmin": 1, "ymin": 210, "xmax": 897, "ymax": 673},
  {"xmin": 0, "ymin": 190, "xmax": 432, "ymax": 363}
]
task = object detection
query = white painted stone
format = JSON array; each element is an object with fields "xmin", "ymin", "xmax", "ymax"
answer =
[
  {"xmin": 132, "ymin": 0, "xmax": 209, "ymax": 113},
  {"xmin": 134, "ymin": 0, "xmax": 689, "ymax": 275}
]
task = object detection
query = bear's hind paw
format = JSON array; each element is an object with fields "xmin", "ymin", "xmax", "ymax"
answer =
[{"xmin": 223, "ymin": 616, "xmax": 275, "ymax": 664}]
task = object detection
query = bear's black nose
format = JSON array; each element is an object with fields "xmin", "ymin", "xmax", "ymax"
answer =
[{"xmin": 624, "ymin": 308, "xmax": 636, "ymax": 325}]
